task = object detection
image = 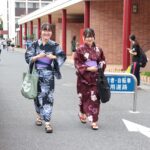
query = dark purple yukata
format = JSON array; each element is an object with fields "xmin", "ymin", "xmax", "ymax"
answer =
[{"xmin": 74, "ymin": 44, "xmax": 106, "ymax": 122}]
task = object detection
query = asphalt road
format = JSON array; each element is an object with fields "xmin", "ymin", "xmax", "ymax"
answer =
[{"xmin": 0, "ymin": 50, "xmax": 150, "ymax": 150}]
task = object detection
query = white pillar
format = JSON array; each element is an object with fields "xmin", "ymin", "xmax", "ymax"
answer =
[
  {"xmin": 8, "ymin": 0, "xmax": 15, "ymax": 39},
  {"xmin": 26, "ymin": 0, "xmax": 28, "ymax": 14},
  {"xmin": 39, "ymin": 0, "xmax": 42, "ymax": 9}
]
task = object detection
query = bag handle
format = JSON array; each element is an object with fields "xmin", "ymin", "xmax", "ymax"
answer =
[{"xmin": 28, "ymin": 62, "xmax": 36, "ymax": 74}]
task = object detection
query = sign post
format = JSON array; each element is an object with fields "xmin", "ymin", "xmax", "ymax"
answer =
[{"xmin": 105, "ymin": 72, "xmax": 137, "ymax": 112}]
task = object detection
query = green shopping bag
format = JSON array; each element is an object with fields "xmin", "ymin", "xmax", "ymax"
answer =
[{"xmin": 21, "ymin": 63, "xmax": 38, "ymax": 99}]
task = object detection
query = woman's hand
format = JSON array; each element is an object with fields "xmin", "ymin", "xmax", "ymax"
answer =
[
  {"xmin": 127, "ymin": 48, "xmax": 133, "ymax": 54},
  {"xmin": 87, "ymin": 66, "xmax": 98, "ymax": 72},
  {"xmin": 127, "ymin": 48, "xmax": 137, "ymax": 55},
  {"xmin": 32, "ymin": 52, "xmax": 46, "ymax": 62},
  {"xmin": 46, "ymin": 53, "xmax": 57, "ymax": 59},
  {"xmin": 38, "ymin": 52, "xmax": 46, "ymax": 58}
]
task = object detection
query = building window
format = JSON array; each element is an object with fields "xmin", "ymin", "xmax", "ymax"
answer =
[
  {"xmin": 15, "ymin": 2, "xmax": 25, "ymax": 8},
  {"xmin": 15, "ymin": 2, "xmax": 19, "ymax": 8},
  {"xmin": 33, "ymin": 3, "xmax": 39, "ymax": 9},
  {"xmin": 41, "ymin": 3, "xmax": 49, "ymax": 7},
  {"xmin": 28, "ymin": 3, "xmax": 39, "ymax": 9}
]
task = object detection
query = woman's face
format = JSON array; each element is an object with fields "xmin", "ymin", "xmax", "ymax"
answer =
[
  {"xmin": 83, "ymin": 36, "xmax": 95, "ymax": 47},
  {"xmin": 41, "ymin": 30, "xmax": 52, "ymax": 41}
]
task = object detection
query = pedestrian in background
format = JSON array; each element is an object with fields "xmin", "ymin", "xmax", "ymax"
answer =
[
  {"xmin": 127, "ymin": 34, "xmax": 141, "ymax": 86},
  {"xmin": 71, "ymin": 35, "xmax": 78, "ymax": 59},
  {"xmin": 74, "ymin": 28, "xmax": 106, "ymax": 130},
  {"xmin": 11, "ymin": 38, "xmax": 15, "ymax": 51},
  {"xmin": 7, "ymin": 39, "xmax": 11, "ymax": 51},
  {"xmin": 25, "ymin": 23, "xmax": 66, "ymax": 133},
  {"xmin": 0, "ymin": 39, "xmax": 3, "ymax": 60},
  {"xmin": 26, "ymin": 38, "xmax": 33, "ymax": 49},
  {"xmin": 2, "ymin": 38, "xmax": 7, "ymax": 50}
]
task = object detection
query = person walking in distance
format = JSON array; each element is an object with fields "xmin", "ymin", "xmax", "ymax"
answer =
[
  {"xmin": 127, "ymin": 34, "xmax": 141, "ymax": 86},
  {"xmin": 25, "ymin": 23, "xmax": 66, "ymax": 133},
  {"xmin": 0, "ymin": 39, "xmax": 3, "ymax": 60},
  {"xmin": 74, "ymin": 28, "xmax": 106, "ymax": 130},
  {"xmin": 11, "ymin": 38, "xmax": 15, "ymax": 51},
  {"xmin": 71, "ymin": 35, "xmax": 78, "ymax": 59}
]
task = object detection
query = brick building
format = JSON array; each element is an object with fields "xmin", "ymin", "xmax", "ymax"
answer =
[{"xmin": 18, "ymin": 0, "xmax": 150, "ymax": 71}]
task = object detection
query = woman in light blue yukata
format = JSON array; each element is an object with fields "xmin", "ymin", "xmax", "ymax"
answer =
[{"xmin": 25, "ymin": 23, "xmax": 66, "ymax": 133}]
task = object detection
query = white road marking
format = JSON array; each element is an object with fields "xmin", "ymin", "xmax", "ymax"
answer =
[{"xmin": 122, "ymin": 119, "xmax": 150, "ymax": 138}]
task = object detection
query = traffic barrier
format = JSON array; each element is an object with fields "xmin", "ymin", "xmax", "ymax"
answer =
[{"xmin": 105, "ymin": 72, "xmax": 137, "ymax": 112}]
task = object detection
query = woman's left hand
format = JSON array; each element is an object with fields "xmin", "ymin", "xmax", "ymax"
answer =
[
  {"xmin": 46, "ymin": 53, "xmax": 57, "ymax": 59},
  {"xmin": 87, "ymin": 66, "xmax": 98, "ymax": 72}
]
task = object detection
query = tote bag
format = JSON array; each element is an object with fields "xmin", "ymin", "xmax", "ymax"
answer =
[
  {"xmin": 97, "ymin": 68, "xmax": 111, "ymax": 103},
  {"xmin": 21, "ymin": 63, "xmax": 38, "ymax": 99}
]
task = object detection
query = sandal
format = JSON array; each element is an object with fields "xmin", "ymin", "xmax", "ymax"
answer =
[
  {"xmin": 35, "ymin": 117, "xmax": 42, "ymax": 126},
  {"xmin": 78, "ymin": 113, "xmax": 87, "ymax": 123},
  {"xmin": 91, "ymin": 122, "xmax": 99, "ymax": 130},
  {"xmin": 45, "ymin": 122, "xmax": 53, "ymax": 133}
]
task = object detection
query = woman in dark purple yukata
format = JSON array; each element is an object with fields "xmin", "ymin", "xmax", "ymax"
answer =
[{"xmin": 74, "ymin": 28, "xmax": 106, "ymax": 130}]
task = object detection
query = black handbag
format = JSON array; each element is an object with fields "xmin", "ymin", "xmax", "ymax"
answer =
[{"xmin": 97, "ymin": 68, "xmax": 111, "ymax": 103}]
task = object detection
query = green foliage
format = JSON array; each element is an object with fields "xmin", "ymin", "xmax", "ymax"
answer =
[
  {"xmin": 141, "ymin": 72, "xmax": 150, "ymax": 77},
  {"xmin": 0, "ymin": 23, "xmax": 3, "ymax": 30},
  {"xmin": 16, "ymin": 45, "xmax": 20, "ymax": 48},
  {"xmin": 23, "ymin": 34, "xmax": 35, "ymax": 40}
]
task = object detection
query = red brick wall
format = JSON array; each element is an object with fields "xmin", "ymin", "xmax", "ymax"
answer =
[
  {"xmin": 90, "ymin": 1, "xmax": 123, "ymax": 65},
  {"xmin": 90, "ymin": 0, "xmax": 150, "ymax": 71},
  {"xmin": 56, "ymin": 23, "xmax": 83, "ymax": 55}
]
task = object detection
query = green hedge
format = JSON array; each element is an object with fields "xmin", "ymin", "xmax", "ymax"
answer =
[{"xmin": 141, "ymin": 72, "xmax": 150, "ymax": 77}]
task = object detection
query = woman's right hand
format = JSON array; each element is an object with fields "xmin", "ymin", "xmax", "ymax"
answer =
[
  {"xmin": 37, "ymin": 52, "xmax": 46, "ymax": 58},
  {"xmin": 87, "ymin": 66, "xmax": 98, "ymax": 72},
  {"xmin": 32, "ymin": 52, "xmax": 46, "ymax": 62}
]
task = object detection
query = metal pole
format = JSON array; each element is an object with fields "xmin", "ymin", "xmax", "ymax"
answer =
[{"xmin": 133, "ymin": 88, "xmax": 137, "ymax": 112}]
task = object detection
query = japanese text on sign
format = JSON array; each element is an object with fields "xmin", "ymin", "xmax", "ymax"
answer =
[{"xmin": 106, "ymin": 74, "xmax": 136, "ymax": 92}]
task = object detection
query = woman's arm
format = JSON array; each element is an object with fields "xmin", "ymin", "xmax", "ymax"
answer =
[
  {"xmin": 74, "ymin": 48, "xmax": 89, "ymax": 74},
  {"xmin": 25, "ymin": 41, "xmax": 47, "ymax": 64},
  {"xmin": 25, "ymin": 42, "xmax": 36, "ymax": 64},
  {"xmin": 127, "ymin": 48, "xmax": 137, "ymax": 55},
  {"xmin": 98, "ymin": 47, "xmax": 106, "ymax": 71},
  {"xmin": 53, "ymin": 44, "xmax": 66, "ymax": 67}
]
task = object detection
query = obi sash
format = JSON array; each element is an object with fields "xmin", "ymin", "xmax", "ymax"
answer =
[
  {"xmin": 36, "ymin": 57, "xmax": 52, "ymax": 69},
  {"xmin": 85, "ymin": 60, "xmax": 97, "ymax": 67}
]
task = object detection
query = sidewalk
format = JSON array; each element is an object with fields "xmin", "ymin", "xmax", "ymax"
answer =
[{"xmin": 15, "ymin": 47, "xmax": 150, "ymax": 85}]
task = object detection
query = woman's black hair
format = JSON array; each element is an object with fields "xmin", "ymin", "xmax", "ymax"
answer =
[
  {"xmin": 72, "ymin": 35, "xmax": 76, "ymax": 41},
  {"xmin": 41, "ymin": 23, "xmax": 53, "ymax": 31},
  {"xmin": 83, "ymin": 28, "xmax": 95, "ymax": 38},
  {"xmin": 129, "ymin": 34, "xmax": 136, "ymax": 41}
]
